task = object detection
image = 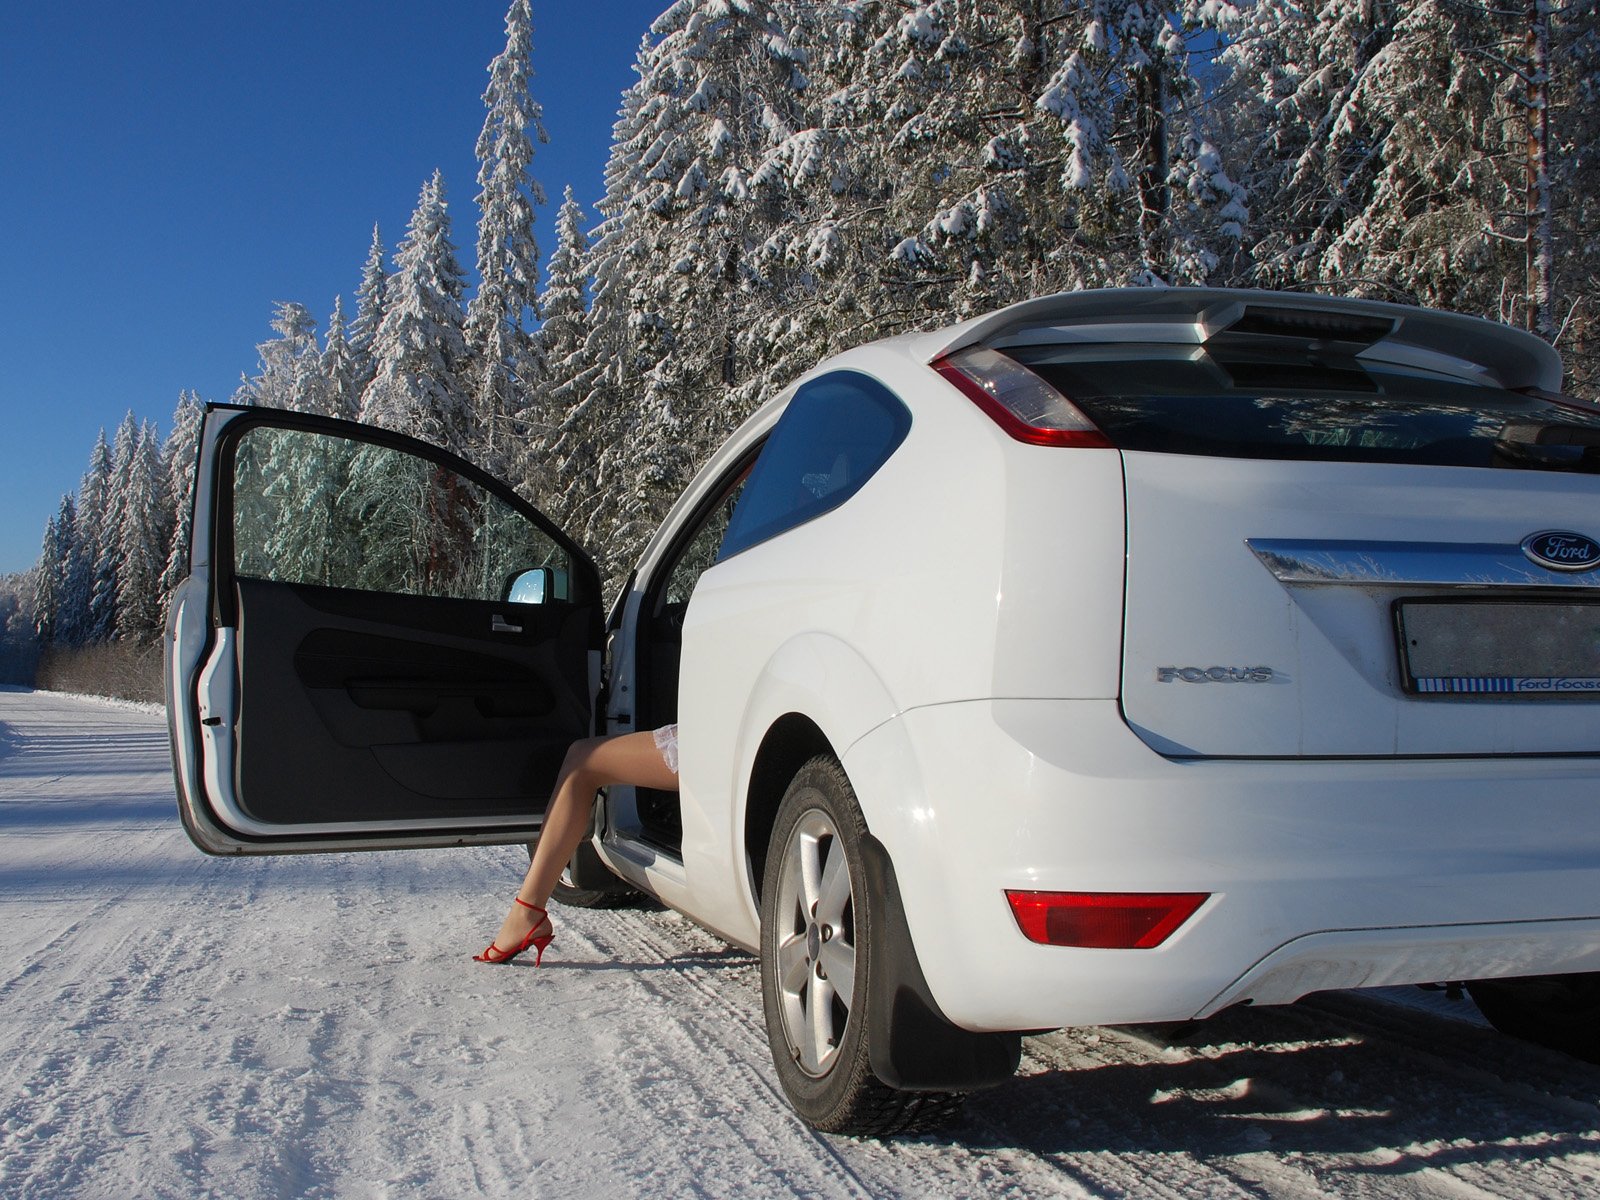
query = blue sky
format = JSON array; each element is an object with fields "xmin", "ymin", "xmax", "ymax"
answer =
[{"xmin": 0, "ymin": 1, "xmax": 670, "ymax": 576}]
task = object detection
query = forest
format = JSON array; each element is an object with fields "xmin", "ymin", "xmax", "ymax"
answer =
[{"xmin": 10, "ymin": 0, "xmax": 1599, "ymax": 694}]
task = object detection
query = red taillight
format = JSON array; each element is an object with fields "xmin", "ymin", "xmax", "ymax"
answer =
[
  {"xmin": 933, "ymin": 346, "xmax": 1114, "ymax": 449},
  {"xmin": 1005, "ymin": 890, "xmax": 1209, "ymax": 949}
]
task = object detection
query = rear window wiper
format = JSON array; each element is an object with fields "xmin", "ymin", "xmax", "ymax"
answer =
[{"xmin": 1494, "ymin": 422, "xmax": 1600, "ymax": 472}]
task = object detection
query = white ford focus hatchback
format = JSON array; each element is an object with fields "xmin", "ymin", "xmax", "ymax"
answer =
[{"xmin": 168, "ymin": 288, "xmax": 1600, "ymax": 1134}]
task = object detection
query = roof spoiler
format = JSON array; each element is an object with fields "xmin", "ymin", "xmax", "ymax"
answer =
[{"xmin": 912, "ymin": 288, "xmax": 1564, "ymax": 392}]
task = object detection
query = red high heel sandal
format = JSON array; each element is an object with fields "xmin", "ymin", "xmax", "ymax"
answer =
[{"xmin": 473, "ymin": 898, "xmax": 554, "ymax": 965}]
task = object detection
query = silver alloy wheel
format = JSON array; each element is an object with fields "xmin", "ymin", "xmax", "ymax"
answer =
[{"xmin": 774, "ymin": 808, "xmax": 858, "ymax": 1078}]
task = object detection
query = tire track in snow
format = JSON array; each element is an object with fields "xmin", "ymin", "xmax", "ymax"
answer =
[
  {"xmin": 998, "ymin": 1000, "xmax": 1600, "ymax": 1200},
  {"xmin": 567, "ymin": 903, "xmax": 1206, "ymax": 1199},
  {"xmin": 0, "ymin": 692, "xmax": 349, "ymax": 1199},
  {"xmin": 582, "ymin": 903, "xmax": 1119, "ymax": 1200},
  {"xmin": 557, "ymin": 906, "xmax": 881, "ymax": 1199},
  {"xmin": 541, "ymin": 889, "xmax": 1600, "ymax": 1200},
  {"xmin": 1298, "ymin": 991, "xmax": 1600, "ymax": 1125},
  {"xmin": 0, "ymin": 862, "xmax": 343, "ymax": 1199}
]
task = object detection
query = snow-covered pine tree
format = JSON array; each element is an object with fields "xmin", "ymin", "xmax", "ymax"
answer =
[
  {"xmin": 531, "ymin": 186, "xmax": 603, "ymax": 526},
  {"xmin": 359, "ymin": 171, "xmax": 474, "ymax": 455},
  {"xmin": 700, "ymin": 0, "xmax": 884, "ymax": 406},
  {"xmin": 539, "ymin": 188, "xmax": 590, "ymax": 400},
  {"xmin": 563, "ymin": 59, "xmax": 658, "ymax": 568},
  {"xmin": 1218, "ymin": 0, "xmax": 1341, "ymax": 290},
  {"xmin": 115, "ymin": 423, "xmax": 167, "ymax": 644},
  {"xmin": 1223, "ymin": 0, "xmax": 1525, "ymax": 317},
  {"xmin": 349, "ymin": 224, "xmax": 389, "ymax": 392},
  {"xmin": 806, "ymin": 0, "xmax": 1027, "ymax": 328},
  {"xmin": 321, "ymin": 295, "xmax": 361, "ymax": 421},
  {"xmin": 1549, "ymin": 0, "xmax": 1600, "ymax": 389},
  {"xmin": 1522, "ymin": 0, "xmax": 1556, "ymax": 343},
  {"xmin": 89, "ymin": 414, "xmax": 140, "ymax": 641},
  {"xmin": 147, "ymin": 415, "xmax": 177, "ymax": 618},
  {"xmin": 256, "ymin": 426, "xmax": 359, "ymax": 589},
  {"xmin": 336, "ymin": 437, "xmax": 429, "ymax": 594},
  {"xmin": 73, "ymin": 431, "xmax": 113, "ymax": 635},
  {"xmin": 158, "ymin": 391, "xmax": 204, "ymax": 617},
  {"xmin": 51, "ymin": 492, "xmax": 93, "ymax": 647},
  {"xmin": 234, "ymin": 302, "xmax": 326, "ymax": 413},
  {"xmin": 1083, "ymin": 0, "xmax": 1247, "ymax": 282},
  {"xmin": 31, "ymin": 500, "xmax": 68, "ymax": 642},
  {"xmin": 467, "ymin": 0, "xmax": 548, "ymax": 477},
  {"xmin": 588, "ymin": 0, "xmax": 816, "ymax": 561},
  {"xmin": 737, "ymin": 3, "xmax": 879, "ymax": 348},
  {"xmin": 852, "ymin": 0, "xmax": 1245, "ymax": 310}
]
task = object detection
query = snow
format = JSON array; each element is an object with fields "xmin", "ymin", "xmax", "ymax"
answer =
[{"xmin": 3, "ymin": 687, "xmax": 1600, "ymax": 1199}]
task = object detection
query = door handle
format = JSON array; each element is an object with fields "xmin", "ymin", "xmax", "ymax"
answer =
[{"xmin": 491, "ymin": 614, "xmax": 523, "ymax": 634}]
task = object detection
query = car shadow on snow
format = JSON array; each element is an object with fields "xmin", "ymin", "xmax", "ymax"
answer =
[
  {"xmin": 0, "ymin": 799, "xmax": 178, "ymax": 829},
  {"xmin": 500, "ymin": 948, "xmax": 759, "ymax": 972},
  {"xmin": 945, "ymin": 993, "xmax": 1600, "ymax": 1172}
]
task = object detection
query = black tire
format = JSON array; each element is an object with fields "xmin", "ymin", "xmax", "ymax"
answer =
[
  {"xmin": 759, "ymin": 755, "xmax": 965, "ymax": 1135},
  {"xmin": 1468, "ymin": 972, "xmax": 1600, "ymax": 1063}
]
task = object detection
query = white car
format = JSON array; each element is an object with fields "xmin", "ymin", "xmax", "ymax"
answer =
[{"xmin": 167, "ymin": 288, "xmax": 1600, "ymax": 1134}]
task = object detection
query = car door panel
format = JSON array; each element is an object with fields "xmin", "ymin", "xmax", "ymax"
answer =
[
  {"xmin": 167, "ymin": 404, "xmax": 601, "ymax": 852},
  {"xmin": 234, "ymin": 578, "xmax": 589, "ymax": 823}
]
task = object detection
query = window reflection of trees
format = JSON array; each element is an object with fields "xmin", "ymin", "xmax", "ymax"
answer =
[
  {"xmin": 232, "ymin": 427, "xmax": 569, "ymax": 602},
  {"xmin": 1024, "ymin": 349, "xmax": 1600, "ymax": 464},
  {"xmin": 1259, "ymin": 392, "xmax": 1509, "ymax": 452}
]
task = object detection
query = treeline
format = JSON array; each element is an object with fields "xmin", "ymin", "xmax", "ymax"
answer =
[
  {"xmin": 7, "ymin": 400, "xmax": 201, "ymax": 696},
  {"xmin": 24, "ymin": 0, "xmax": 1600, "ymax": 678}
]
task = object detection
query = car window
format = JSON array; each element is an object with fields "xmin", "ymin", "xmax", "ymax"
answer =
[
  {"xmin": 229, "ymin": 424, "xmax": 574, "ymax": 603},
  {"xmin": 718, "ymin": 372, "xmax": 911, "ymax": 560},
  {"xmin": 1010, "ymin": 342, "xmax": 1600, "ymax": 468},
  {"xmin": 663, "ymin": 471, "xmax": 748, "ymax": 607}
]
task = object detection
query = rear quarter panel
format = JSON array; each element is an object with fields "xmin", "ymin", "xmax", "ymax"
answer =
[{"xmin": 672, "ymin": 347, "xmax": 1129, "ymax": 944}]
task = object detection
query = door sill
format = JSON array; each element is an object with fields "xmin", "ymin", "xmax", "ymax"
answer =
[{"xmin": 598, "ymin": 832, "xmax": 687, "ymax": 893}]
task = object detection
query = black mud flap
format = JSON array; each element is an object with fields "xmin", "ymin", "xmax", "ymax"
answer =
[
  {"xmin": 562, "ymin": 835, "xmax": 631, "ymax": 891},
  {"xmin": 859, "ymin": 834, "xmax": 1022, "ymax": 1091}
]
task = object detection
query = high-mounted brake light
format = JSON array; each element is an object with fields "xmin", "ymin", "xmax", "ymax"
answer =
[
  {"xmin": 1219, "ymin": 304, "xmax": 1396, "ymax": 346},
  {"xmin": 934, "ymin": 346, "xmax": 1114, "ymax": 448},
  {"xmin": 1005, "ymin": 890, "xmax": 1209, "ymax": 949}
]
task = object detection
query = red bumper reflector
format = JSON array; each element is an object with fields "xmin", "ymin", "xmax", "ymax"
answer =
[{"xmin": 1005, "ymin": 890, "xmax": 1209, "ymax": 949}]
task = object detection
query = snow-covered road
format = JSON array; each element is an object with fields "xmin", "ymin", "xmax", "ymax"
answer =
[{"xmin": 2, "ymin": 688, "xmax": 1597, "ymax": 1199}]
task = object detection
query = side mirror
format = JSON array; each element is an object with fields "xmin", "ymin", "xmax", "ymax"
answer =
[{"xmin": 505, "ymin": 566, "xmax": 570, "ymax": 605}]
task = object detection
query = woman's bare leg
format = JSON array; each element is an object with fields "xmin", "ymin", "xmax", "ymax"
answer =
[{"xmin": 482, "ymin": 731, "xmax": 679, "ymax": 956}]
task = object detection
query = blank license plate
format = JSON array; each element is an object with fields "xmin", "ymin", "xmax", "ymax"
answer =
[{"xmin": 1396, "ymin": 600, "xmax": 1600, "ymax": 696}]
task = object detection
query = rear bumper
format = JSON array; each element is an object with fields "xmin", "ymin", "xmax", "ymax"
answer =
[
  {"xmin": 842, "ymin": 699, "xmax": 1600, "ymax": 1032},
  {"xmin": 1200, "ymin": 918, "xmax": 1600, "ymax": 1017}
]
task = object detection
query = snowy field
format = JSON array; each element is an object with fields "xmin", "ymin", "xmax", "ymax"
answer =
[{"xmin": 2, "ymin": 688, "xmax": 1598, "ymax": 1200}]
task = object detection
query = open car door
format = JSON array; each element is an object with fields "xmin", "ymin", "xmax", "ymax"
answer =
[{"xmin": 166, "ymin": 405, "xmax": 602, "ymax": 854}]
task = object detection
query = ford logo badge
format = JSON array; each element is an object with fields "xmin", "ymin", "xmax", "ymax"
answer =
[{"xmin": 1522, "ymin": 530, "xmax": 1600, "ymax": 572}]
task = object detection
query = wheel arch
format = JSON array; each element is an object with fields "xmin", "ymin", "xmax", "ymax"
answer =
[
  {"xmin": 729, "ymin": 633, "xmax": 900, "ymax": 911},
  {"xmin": 728, "ymin": 638, "xmax": 1023, "ymax": 1095},
  {"xmin": 743, "ymin": 713, "xmax": 834, "ymax": 907}
]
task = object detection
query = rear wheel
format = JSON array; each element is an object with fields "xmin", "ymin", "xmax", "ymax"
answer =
[
  {"xmin": 759, "ymin": 756, "xmax": 964, "ymax": 1135},
  {"xmin": 1468, "ymin": 972, "xmax": 1600, "ymax": 1062}
]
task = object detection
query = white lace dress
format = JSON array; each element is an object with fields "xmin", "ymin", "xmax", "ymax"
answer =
[{"xmin": 651, "ymin": 723, "xmax": 680, "ymax": 775}]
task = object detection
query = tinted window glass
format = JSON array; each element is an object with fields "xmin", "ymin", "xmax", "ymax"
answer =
[
  {"xmin": 1012, "ymin": 343, "xmax": 1600, "ymax": 469},
  {"xmin": 231, "ymin": 425, "xmax": 574, "ymax": 602},
  {"xmin": 718, "ymin": 372, "xmax": 911, "ymax": 559}
]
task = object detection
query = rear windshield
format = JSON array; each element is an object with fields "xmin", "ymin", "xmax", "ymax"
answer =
[{"xmin": 1011, "ymin": 343, "xmax": 1600, "ymax": 470}]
